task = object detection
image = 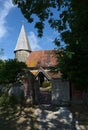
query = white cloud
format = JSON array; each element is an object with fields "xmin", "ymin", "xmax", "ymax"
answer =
[
  {"xmin": 28, "ymin": 32, "xmax": 42, "ymax": 50},
  {"xmin": 0, "ymin": 55, "xmax": 7, "ymax": 60},
  {"xmin": 0, "ymin": 0, "xmax": 15, "ymax": 39}
]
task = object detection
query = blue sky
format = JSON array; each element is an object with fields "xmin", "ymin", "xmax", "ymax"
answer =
[{"xmin": 0, "ymin": 0, "xmax": 59, "ymax": 60}]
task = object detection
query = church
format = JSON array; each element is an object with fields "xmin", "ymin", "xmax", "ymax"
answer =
[
  {"xmin": 14, "ymin": 25, "xmax": 61, "ymax": 85},
  {"xmin": 14, "ymin": 25, "xmax": 79, "ymax": 105}
]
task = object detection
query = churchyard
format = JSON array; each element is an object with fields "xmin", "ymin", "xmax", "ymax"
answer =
[
  {"xmin": 0, "ymin": 78, "xmax": 88, "ymax": 130},
  {"xmin": 0, "ymin": 103, "xmax": 88, "ymax": 130},
  {"xmin": 0, "ymin": 60, "xmax": 88, "ymax": 130}
]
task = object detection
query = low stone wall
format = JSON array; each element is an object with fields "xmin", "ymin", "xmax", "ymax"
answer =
[
  {"xmin": 0, "ymin": 68, "xmax": 41, "ymax": 105},
  {"xmin": 0, "ymin": 84, "xmax": 13, "ymax": 94},
  {"xmin": 8, "ymin": 82, "xmax": 24, "ymax": 98}
]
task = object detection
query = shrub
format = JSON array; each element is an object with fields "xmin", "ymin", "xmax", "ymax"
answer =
[
  {"xmin": 0, "ymin": 94, "xmax": 10, "ymax": 106},
  {"xmin": 43, "ymin": 81, "xmax": 51, "ymax": 88},
  {"xmin": 0, "ymin": 92, "xmax": 25, "ymax": 107},
  {"xmin": 0, "ymin": 59, "xmax": 27, "ymax": 84}
]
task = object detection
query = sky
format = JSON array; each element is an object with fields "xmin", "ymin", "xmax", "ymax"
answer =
[{"xmin": 0, "ymin": 0, "xmax": 58, "ymax": 60}]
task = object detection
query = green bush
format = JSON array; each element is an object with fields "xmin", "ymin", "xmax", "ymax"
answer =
[
  {"xmin": 43, "ymin": 81, "xmax": 51, "ymax": 88},
  {"xmin": 0, "ymin": 59, "xmax": 27, "ymax": 84},
  {"xmin": 0, "ymin": 92, "xmax": 25, "ymax": 107},
  {"xmin": 0, "ymin": 94, "xmax": 10, "ymax": 106}
]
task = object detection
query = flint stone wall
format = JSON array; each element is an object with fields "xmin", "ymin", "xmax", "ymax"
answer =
[{"xmin": 8, "ymin": 82, "xmax": 24, "ymax": 98}]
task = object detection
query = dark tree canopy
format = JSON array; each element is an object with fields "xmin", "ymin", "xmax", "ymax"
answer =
[
  {"xmin": 0, "ymin": 59, "xmax": 27, "ymax": 84},
  {"xmin": 13, "ymin": 0, "xmax": 88, "ymax": 90}
]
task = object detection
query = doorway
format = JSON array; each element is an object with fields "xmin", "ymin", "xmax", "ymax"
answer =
[{"xmin": 37, "ymin": 72, "xmax": 51, "ymax": 104}]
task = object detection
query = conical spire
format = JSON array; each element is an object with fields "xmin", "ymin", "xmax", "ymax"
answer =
[{"xmin": 14, "ymin": 24, "xmax": 31, "ymax": 52}]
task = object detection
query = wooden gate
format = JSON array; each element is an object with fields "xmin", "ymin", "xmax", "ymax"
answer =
[{"xmin": 51, "ymin": 78, "xmax": 70, "ymax": 105}]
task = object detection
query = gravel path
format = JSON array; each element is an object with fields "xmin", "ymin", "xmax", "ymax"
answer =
[{"xmin": 34, "ymin": 105, "xmax": 75, "ymax": 130}]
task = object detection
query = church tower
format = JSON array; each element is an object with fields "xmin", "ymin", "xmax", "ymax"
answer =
[{"xmin": 14, "ymin": 24, "xmax": 31, "ymax": 62}]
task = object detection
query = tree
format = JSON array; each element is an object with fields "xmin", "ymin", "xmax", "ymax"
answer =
[
  {"xmin": 0, "ymin": 59, "xmax": 27, "ymax": 84},
  {"xmin": 57, "ymin": 0, "xmax": 88, "ymax": 90},
  {"xmin": 13, "ymin": 0, "xmax": 88, "ymax": 90}
]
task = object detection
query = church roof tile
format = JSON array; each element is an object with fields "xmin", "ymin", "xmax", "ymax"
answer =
[{"xmin": 26, "ymin": 50, "xmax": 57, "ymax": 68}]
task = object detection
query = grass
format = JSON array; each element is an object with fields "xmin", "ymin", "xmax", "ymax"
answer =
[{"xmin": 0, "ymin": 105, "xmax": 38, "ymax": 130}]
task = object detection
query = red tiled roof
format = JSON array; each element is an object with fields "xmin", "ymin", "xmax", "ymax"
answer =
[
  {"xmin": 47, "ymin": 71, "xmax": 61, "ymax": 78},
  {"xmin": 26, "ymin": 50, "xmax": 57, "ymax": 68}
]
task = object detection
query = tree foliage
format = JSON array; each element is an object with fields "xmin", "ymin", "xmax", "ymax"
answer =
[
  {"xmin": 0, "ymin": 59, "xmax": 27, "ymax": 84},
  {"xmin": 13, "ymin": 0, "xmax": 88, "ymax": 90}
]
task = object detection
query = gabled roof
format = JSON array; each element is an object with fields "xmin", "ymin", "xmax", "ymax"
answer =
[
  {"xmin": 26, "ymin": 50, "xmax": 57, "ymax": 68},
  {"xmin": 30, "ymin": 68, "xmax": 61, "ymax": 79},
  {"xmin": 35, "ymin": 67, "xmax": 51, "ymax": 80},
  {"xmin": 14, "ymin": 25, "xmax": 31, "ymax": 52}
]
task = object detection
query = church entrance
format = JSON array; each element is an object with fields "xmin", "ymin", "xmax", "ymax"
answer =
[
  {"xmin": 38, "ymin": 72, "xmax": 44, "ymax": 87},
  {"xmin": 37, "ymin": 72, "xmax": 51, "ymax": 104}
]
